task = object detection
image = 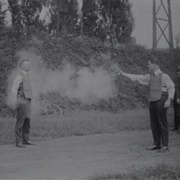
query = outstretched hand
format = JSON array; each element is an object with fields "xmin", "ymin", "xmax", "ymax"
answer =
[
  {"xmin": 114, "ymin": 68, "xmax": 124, "ymax": 75},
  {"xmin": 117, "ymin": 69, "xmax": 124, "ymax": 75},
  {"xmin": 111, "ymin": 65, "xmax": 124, "ymax": 76}
]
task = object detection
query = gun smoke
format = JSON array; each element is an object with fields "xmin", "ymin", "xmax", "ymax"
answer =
[{"xmin": 7, "ymin": 49, "xmax": 117, "ymax": 114}]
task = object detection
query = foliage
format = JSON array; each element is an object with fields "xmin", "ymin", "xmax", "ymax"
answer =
[
  {"xmin": 82, "ymin": 0, "xmax": 134, "ymax": 43},
  {"xmin": 58, "ymin": 0, "xmax": 79, "ymax": 35},
  {"xmin": 8, "ymin": 0, "xmax": 22, "ymax": 28},
  {"xmin": 0, "ymin": 27, "xmax": 29, "ymax": 116},
  {"xmin": 2, "ymin": 0, "xmax": 134, "ymax": 40},
  {"xmin": 8, "ymin": 0, "xmax": 43, "ymax": 34},
  {"xmin": 0, "ymin": 27, "xmax": 179, "ymax": 116},
  {"xmin": 101, "ymin": 0, "xmax": 134, "ymax": 43},
  {"xmin": 0, "ymin": 1, "xmax": 6, "ymax": 28},
  {"xmin": 41, "ymin": 0, "xmax": 79, "ymax": 36},
  {"xmin": 81, "ymin": 0, "xmax": 100, "ymax": 37}
]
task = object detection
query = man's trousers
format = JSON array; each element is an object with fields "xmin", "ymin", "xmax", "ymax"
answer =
[
  {"xmin": 15, "ymin": 98, "xmax": 31, "ymax": 144},
  {"xmin": 149, "ymin": 94, "xmax": 168, "ymax": 147},
  {"xmin": 173, "ymin": 100, "xmax": 180, "ymax": 130}
]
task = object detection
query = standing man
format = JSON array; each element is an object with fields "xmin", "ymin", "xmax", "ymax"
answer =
[
  {"xmin": 172, "ymin": 66, "xmax": 180, "ymax": 133},
  {"xmin": 118, "ymin": 57, "xmax": 175, "ymax": 152},
  {"xmin": 12, "ymin": 59, "xmax": 35, "ymax": 148}
]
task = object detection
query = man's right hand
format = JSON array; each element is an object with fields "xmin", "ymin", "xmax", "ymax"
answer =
[
  {"xmin": 117, "ymin": 69, "xmax": 124, "ymax": 75},
  {"xmin": 110, "ymin": 64, "xmax": 125, "ymax": 76},
  {"xmin": 177, "ymin": 98, "xmax": 180, "ymax": 104}
]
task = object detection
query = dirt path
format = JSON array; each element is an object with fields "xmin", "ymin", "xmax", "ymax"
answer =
[{"xmin": 0, "ymin": 130, "xmax": 180, "ymax": 180}]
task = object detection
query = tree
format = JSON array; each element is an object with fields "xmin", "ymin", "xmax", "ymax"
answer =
[
  {"xmin": 0, "ymin": 2, "xmax": 7, "ymax": 28},
  {"xmin": 39, "ymin": 0, "xmax": 79, "ymax": 36},
  {"xmin": 21, "ymin": 0, "xmax": 42, "ymax": 27},
  {"xmin": 8, "ymin": 0, "xmax": 42, "ymax": 35},
  {"xmin": 81, "ymin": 0, "xmax": 100, "ymax": 37},
  {"xmin": 8, "ymin": 0, "xmax": 23, "ymax": 28},
  {"xmin": 82, "ymin": 0, "xmax": 134, "ymax": 44},
  {"xmin": 101, "ymin": 0, "xmax": 134, "ymax": 43},
  {"xmin": 7, "ymin": 0, "xmax": 79, "ymax": 37},
  {"xmin": 51, "ymin": 0, "xmax": 79, "ymax": 36}
]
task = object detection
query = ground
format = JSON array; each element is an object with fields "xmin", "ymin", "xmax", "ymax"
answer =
[{"xmin": 0, "ymin": 130, "xmax": 180, "ymax": 180}]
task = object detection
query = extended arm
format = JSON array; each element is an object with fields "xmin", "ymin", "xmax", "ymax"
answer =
[{"xmin": 118, "ymin": 70, "xmax": 150, "ymax": 85}]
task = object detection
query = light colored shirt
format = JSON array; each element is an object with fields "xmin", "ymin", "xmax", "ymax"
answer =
[
  {"xmin": 12, "ymin": 70, "xmax": 28, "ymax": 98},
  {"xmin": 122, "ymin": 69, "xmax": 175, "ymax": 99}
]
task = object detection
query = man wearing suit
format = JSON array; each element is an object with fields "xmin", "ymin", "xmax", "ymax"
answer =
[
  {"xmin": 172, "ymin": 66, "xmax": 180, "ymax": 133},
  {"xmin": 12, "ymin": 59, "xmax": 35, "ymax": 148},
  {"xmin": 118, "ymin": 57, "xmax": 175, "ymax": 152}
]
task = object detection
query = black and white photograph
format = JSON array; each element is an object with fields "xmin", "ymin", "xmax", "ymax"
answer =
[{"xmin": 0, "ymin": 0, "xmax": 180, "ymax": 179}]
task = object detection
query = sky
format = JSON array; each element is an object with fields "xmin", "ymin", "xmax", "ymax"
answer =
[
  {"xmin": 1, "ymin": 0, "xmax": 180, "ymax": 49},
  {"xmin": 130, "ymin": 0, "xmax": 180, "ymax": 49}
]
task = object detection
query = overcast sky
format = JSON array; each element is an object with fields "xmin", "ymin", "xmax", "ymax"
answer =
[{"xmin": 130, "ymin": 0, "xmax": 180, "ymax": 49}]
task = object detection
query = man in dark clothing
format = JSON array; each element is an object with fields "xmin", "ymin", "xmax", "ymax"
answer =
[
  {"xmin": 117, "ymin": 57, "xmax": 175, "ymax": 152},
  {"xmin": 12, "ymin": 59, "xmax": 35, "ymax": 148},
  {"xmin": 172, "ymin": 66, "xmax": 180, "ymax": 133}
]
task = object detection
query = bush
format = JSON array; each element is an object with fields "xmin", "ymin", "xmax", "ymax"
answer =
[{"xmin": 0, "ymin": 30, "xmax": 179, "ymax": 116}]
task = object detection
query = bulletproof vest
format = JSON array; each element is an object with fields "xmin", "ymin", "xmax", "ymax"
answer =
[
  {"xmin": 149, "ymin": 73, "xmax": 163, "ymax": 102},
  {"xmin": 17, "ymin": 72, "xmax": 32, "ymax": 99}
]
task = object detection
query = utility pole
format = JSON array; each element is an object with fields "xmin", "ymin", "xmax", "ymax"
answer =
[{"xmin": 152, "ymin": 0, "xmax": 173, "ymax": 49}]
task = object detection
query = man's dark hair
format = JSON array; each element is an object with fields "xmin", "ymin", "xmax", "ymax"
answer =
[
  {"xmin": 19, "ymin": 59, "xmax": 29, "ymax": 68},
  {"xmin": 149, "ymin": 55, "xmax": 160, "ymax": 65}
]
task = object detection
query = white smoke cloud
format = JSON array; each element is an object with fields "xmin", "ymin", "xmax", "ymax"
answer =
[
  {"xmin": 7, "ymin": 49, "xmax": 117, "ymax": 114},
  {"xmin": 67, "ymin": 67, "xmax": 116, "ymax": 103}
]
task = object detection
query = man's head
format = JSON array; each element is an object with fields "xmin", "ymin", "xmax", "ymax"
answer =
[
  {"xmin": 19, "ymin": 59, "xmax": 31, "ymax": 72},
  {"xmin": 148, "ymin": 56, "xmax": 159, "ymax": 73}
]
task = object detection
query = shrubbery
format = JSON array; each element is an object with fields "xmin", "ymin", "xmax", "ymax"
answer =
[{"xmin": 0, "ymin": 28, "xmax": 179, "ymax": 116}]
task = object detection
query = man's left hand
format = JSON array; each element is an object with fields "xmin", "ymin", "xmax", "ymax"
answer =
[
  {"xmin": 164, "ymin": 98, "xmax": 171, "ymax": 108},
  {"xmin": 176, "ymin": 98, "xmax": 180, "ymax": 104}
]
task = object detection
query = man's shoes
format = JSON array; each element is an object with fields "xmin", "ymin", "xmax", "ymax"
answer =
[
  {"xmin": 146, "ymin": 145, "xmax": 161, "ymax": 150},
  {"xmin": 16, "ymin": 143, "xmax": 26, "ymax": 148},
  {"xmin": 23, "ymin": 140, "xmax": 36, "ymax": 145},
  {"xmin": 158, "ymin": 146, "xmax": 169, "ymax": 153}
]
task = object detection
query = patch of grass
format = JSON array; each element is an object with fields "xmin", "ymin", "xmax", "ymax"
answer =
[
  {"xmin": 89, "ymin": 164, "xmax": 180, "ymax": 180},
  {"xmin": 0, "ymin": 117, "xmax": 15, "ymax": 145},
  {"xmin": 0, "ymin": 108, "xmax": 174, "ymax": 145}
]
